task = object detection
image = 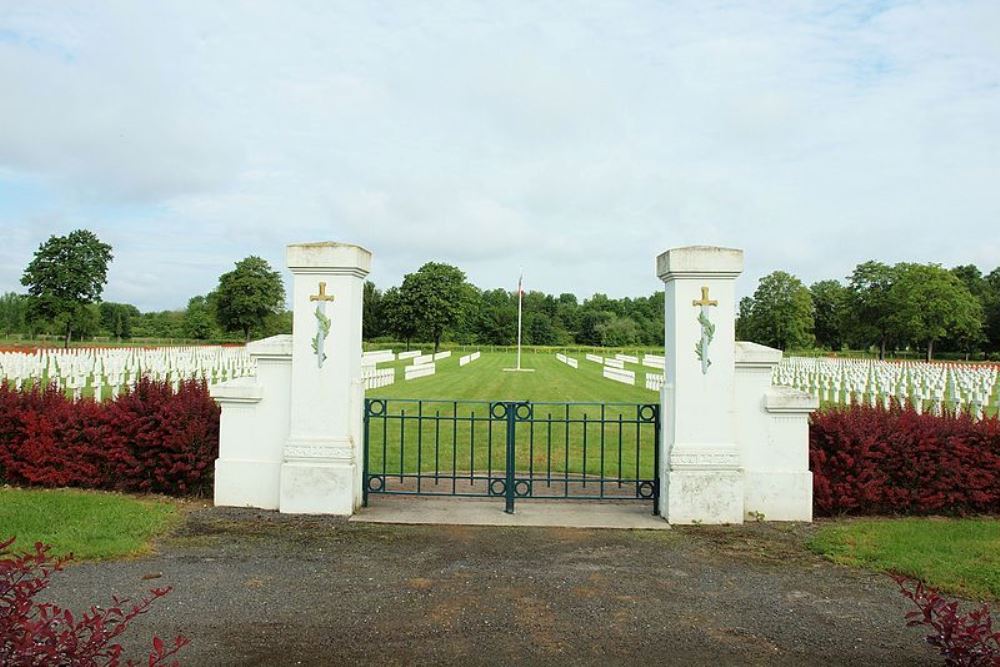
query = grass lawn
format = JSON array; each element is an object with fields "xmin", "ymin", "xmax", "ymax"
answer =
[
  {"xmin": 369, "ymin": 350, "xmax": 656, "ymax": 402},
  {"xmin": 809, "ymin": 517, "xmax": 1000, "ymax": 600},
  {"xmin": 365, "ymin": 351, "xmax": 660, "ymax": 483},
  {"xmin": 0, "ymin": 487, "xmax": 179, "ymax": 560}
]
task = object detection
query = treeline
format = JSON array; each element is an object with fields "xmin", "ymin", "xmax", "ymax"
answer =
[
  {"xmin": 2, "ymin": 230, "xmax": 290, "ymax": 346},
  {"xmin": 362, "ymin": 262, "xmax": 664, "ymax": 350},
  {"xmin": 738, "ymin": 261, "xmax": 1000, "ymax": 359}
]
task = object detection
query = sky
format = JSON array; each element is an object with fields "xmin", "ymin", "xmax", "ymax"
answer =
[{"xmin": 0, "ymin": 1, "xmax": 998, "ymax": 312}]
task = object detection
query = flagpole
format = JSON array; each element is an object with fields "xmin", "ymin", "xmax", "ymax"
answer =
[{"xmin": 516, "ymin": 271, "xmax": 523, "ymax": 370}]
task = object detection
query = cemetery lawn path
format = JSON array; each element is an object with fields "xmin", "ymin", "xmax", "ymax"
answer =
[
  {"xmin": 809, "ymin": 517, "xmax": 1000, "ymax": 599},
  {"xmin": 0, "ymin": 488, "xmax": 179, "ymax": 560},
  {"xmin": 44, "ymin": 508, "xmax": 942, "ymax": 665},
  {"xmin": 369, "ymin": 351, "xmax": 656, "ymax": 403}
]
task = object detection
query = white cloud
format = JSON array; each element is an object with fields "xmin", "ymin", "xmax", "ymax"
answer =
[{"xmin": 0, "ymin": 0, "xmax": 997, "ymax": 310}]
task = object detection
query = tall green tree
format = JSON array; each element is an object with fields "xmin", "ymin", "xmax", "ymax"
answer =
[
  {"xmin": 984, "ymin": 267, "xmax": 1000, "ymax": 353},
  {"xmin": 888, "ymin": 263, "xmax": 983, "ymax": 360},
  {"xmin": 846, "ymin": 261, "xmax": 897, "ymax": 358},
  {"xmin": 740, "ymin": 271, "xmax": 814, "ymax": 350},
  {"xmin": 810, "ymin": 280, "xmax": 849, "ymax": 350},
  {"xmin": 381, "ymin": 286, "xmax": 418, "ymax": 348},
  {"xmin": 362, "ymin": 280, "xmax": 384, "ymax": 340},
  {"xmin": 214, "ymin": 256, "xmax": 286, "ymax": 342},
  {"xmin": 399, "ymin": 262, "xmax": 466, "ymax": 352},
  {"xmin": 20, "ymin": 229, "xmax": 113, "ymax": 348},
  {"xmin": 184, "ymin": 295, "xmax": 218, "ymax": 340}
]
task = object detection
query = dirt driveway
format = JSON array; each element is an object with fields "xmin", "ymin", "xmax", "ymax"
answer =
[{"xmin": 45, "ymin": 507, "xmax": 937, "ymax": 665}]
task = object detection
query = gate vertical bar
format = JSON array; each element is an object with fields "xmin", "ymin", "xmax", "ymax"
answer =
[
  {"xmin": 362, "ymin": 399, "xmax": 370, "ymax": 507},
  {"xmin": 505, "ymin": 402, "xmax": 516, "ymax": 514}
]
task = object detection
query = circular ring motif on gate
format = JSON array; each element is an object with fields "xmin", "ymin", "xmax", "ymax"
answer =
[
  {"xmin": 368, "ymin": 475, "xmax": 385, "ymax": 493},
  {"xmin": 638, "ymin": 404, "xmax": 657, "ymax": 422},
  {"xmin": 636, "ymin": 481, "xmax": 655, "ymax": 499},
  {"xmin": 514, "ymin": 480, "xmax": 532, "ymax": 497},
  {"xmin": 514, "ymin": 402, "xmax": 533, "ymax": 421},
  {"xmin": 367, "ymin": 399, "xmax": 387, "ymax": 418},
  {"xmin": 489, "ymin": 478, "xmax": 507, "ymax": 496},
  {"xmin": 490, "ymin": 402, "xmax": 508, "ymax": 420}
]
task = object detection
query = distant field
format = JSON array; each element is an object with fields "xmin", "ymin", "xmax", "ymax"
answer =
[{"xmin": 369, "ymin": 351, "xmax": 656, "ymax": 402}]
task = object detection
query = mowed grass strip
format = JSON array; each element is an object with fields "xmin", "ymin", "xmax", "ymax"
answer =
[
  {"xmin": 809, "ymin": 518, "xmax": 1000, "ymax": 600},
  {"xmin": 0, "ymin": 488, "xmax": 179, "ymax": 560}
]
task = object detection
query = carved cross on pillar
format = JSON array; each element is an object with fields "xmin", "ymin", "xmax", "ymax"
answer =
[
  {"xmin": 310, "ymin": 282, "xmax": 335, "ymax": 368},
  {"xmin": 693, "ymin": 286, "xmax": 718, "ymax": 374}
]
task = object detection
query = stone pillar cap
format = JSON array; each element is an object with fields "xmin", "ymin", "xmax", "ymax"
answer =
[
  {"xmin": 286, "ymin": 242, "xmax": 372, "ymax": 276},
  {"xmin": 656, "ymin": 246, "xmax": 743, "ymax": 280}
]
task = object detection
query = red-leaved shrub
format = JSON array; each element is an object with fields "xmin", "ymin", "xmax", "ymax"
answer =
[
  {"xmin": 810, "ymin": 404, "xmax": 1000, "ymax": 516},
  {"xmin": 0, "ymin": 378, "xmax": 219, "ymax": 495},
  {"xmin": 894, "ymin": 574, "xmax": 1000, "ymax": 666},
  {"xmin": 0, "ymin": 536, "xmax": 188, "ymax": 666}
]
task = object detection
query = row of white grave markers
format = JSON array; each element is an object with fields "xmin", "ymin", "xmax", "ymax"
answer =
[
  {"xmin": 645, "ymin": 373, "xmax": 665, "ymax": 391},
  {"xmin": 459, "ymin": 351, "xmax": 481, "ymax": 366},
  {"xmin": 603, "ymin": 366, "xmax": 636, "ymax": 385},
  {"xmin": 555, "ymin": 353, "xmax": 579, "ymax": 368},
  {"xmin": 404, "ymin": 362, "xmax": 436, "ymax": 380},
  {"xmin": 773, "ymin": 357, "xmax": 1000, "ymax": 419},
  {"xmin": 0, "ymin": 346, "xmax": 254, "ymax": 401}
]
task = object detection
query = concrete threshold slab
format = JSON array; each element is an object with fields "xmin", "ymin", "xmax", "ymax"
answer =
[{"xmin": 350, "ymin": 496, "xmax": 669, "ymax": 530}]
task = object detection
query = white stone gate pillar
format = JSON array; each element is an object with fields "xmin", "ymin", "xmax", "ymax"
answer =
[
  {"xmin": 279, "ymin": 242, "xmax": 372, "ymax": 515},
  {"xmin": 657, "ymin": 246, "xmax": 744, "ymax": 524}
]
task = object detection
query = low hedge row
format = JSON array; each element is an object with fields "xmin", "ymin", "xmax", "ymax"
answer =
[
  {"xmin": 811, "ymin": 403, "xmax": 1000, "ymax": 516},
  {"xmin": 0, "ymin": 379, "xmax": 218, "ymax": 495}
]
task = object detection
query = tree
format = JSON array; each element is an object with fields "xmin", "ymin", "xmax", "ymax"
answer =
[
  {"xmin": 846, "ymin": 261, "xmax": 897, "ymax": 358},
  {"xmin": 476, "ymin": 288, "xmax": 516, "ymax": 344},
  {"xmin": 362, "ymin": 281, "xmax": 384, "ymax": 340},
  {"xmin": 20, "ymin": 229, "xmax": 113, "ymax": 348},
  {"xmin": 985, "ymin": 268, "xmax": 1000, "ymax": 353},
  {"xmin": 381, "ymin": 286, "xmax": 418, "ymax": 348},
  {"xmin": 740, "ymin": 271, "xmax": 814, "ymax": 350},
  {"xmin": 810, "ymin": 280, "xmax": 849, "ymax": 350},
  {"xmin": 214, "ymin": 256, "xmax": 285, "ymax": 342},
  {"xmin": 399, "ymin": 262, "xmax": 466, "ymax": 352},
  {"xmin": 887, "ymin": 263, "xmax": 983, "ymax": 360},
  {"xmin": 99, "ymin": 302, "xmax": 139, "ymax": 340},
  {"xmin": 596, "ymin": 315, "xmax": 641, "ymax": 347},
  {"xmin": 0, "ymin": 292, "xmax": 27, "ymax": 337},
  {"xmin": 183, "ymin": 295, "xmax": 217, "ymax": 340}
]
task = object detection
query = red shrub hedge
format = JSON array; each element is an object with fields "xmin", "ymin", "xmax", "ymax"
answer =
[
  {"xmin": 0, "ymin": 378, "xmax": 219, "ymax": 496},
  {"xmin": 810, "ymin": 403, "xmax": 1000, "ymax": 516}
]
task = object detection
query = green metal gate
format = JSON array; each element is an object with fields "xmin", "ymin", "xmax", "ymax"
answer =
[{"xmin": 363, "ymin": 399, "xmax": 660, "ymax": 514}]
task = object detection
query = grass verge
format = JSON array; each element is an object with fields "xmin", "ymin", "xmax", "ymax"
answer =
[
  {"xmin": 809, "ymin": 517, "xmax": 1000, "ymax": 600},
  {"xmin": 0, "ymin": 487, "xmax": 179, "ymax": 560}
]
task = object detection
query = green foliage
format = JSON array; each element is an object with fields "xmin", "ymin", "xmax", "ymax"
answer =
[
  {"xmin": 99, "ymin": 302, "xmax": 139, "ymax": 340},
  {"xmin": 810, "ymin": 280, "xmax": 848, "ymax": 350},
  {"xmin": 362, "ymin": 280, "xmax": 384, "ymax": 339},
  {"xmin": 846, "ymin": 261, "xmax": 897, "ymax": 357},
  {"xmin": 0, "ymin": 292, "xmax": 27, "ymax": 337},
  {"xmin": 214, "ymin": 256, "xmax": 285, "ymax": 341},
  {"xmin": 182, "ymin": 295, "xmax": 218, "ymax": 340},
  {"xmin": 20, "ymin": 229, "xmax": 113, "ymax": 347},
  {"xmin": 381, "ymin": 286, "xmax": 418, "ymax": 347},
  {"xmin": 738, "ymin": 271, "xmax": 814, "ymax": 350},
  {"xmin": 887, "ymin": 263, "xmax": 983, "ymax": 359},
  {"xmin": 597, "ymin": 315, "xmax": 642, "ymax": 347},
  {"xmin": 399, "ymin": 262, "xmax": 467, "ymax": 352}
]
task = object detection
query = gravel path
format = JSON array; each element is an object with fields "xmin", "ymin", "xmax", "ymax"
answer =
[{"xmin": 44, "ymin": 507, "xmax": 938, "ymax": 665}]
